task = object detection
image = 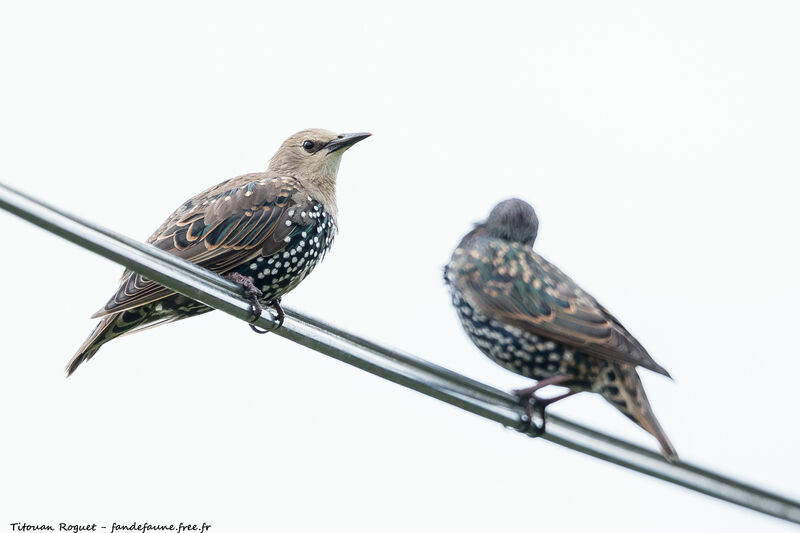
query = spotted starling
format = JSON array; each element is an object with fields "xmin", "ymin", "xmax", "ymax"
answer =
[
  {"xmin": 444, "ymin": 199, "xmax": 678, "ymax": 460},
  {"xmin": 67, "ymin": 128, "xmax": 370, "ymax": 376}
]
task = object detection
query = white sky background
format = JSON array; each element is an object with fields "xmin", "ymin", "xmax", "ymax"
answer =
[{"xmin": 1, "ymin": 1, "xmax": 798, "ymax": 531}]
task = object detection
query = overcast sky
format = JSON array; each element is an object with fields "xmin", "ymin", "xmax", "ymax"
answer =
[{"xmin": 1, "ymin": 1, "xmax": 798, "ymax": 531}]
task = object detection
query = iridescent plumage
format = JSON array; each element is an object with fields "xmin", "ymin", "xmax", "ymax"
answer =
[{"xmin": 445, "ymin": 199, "xmax": 678, "ymax": 460}]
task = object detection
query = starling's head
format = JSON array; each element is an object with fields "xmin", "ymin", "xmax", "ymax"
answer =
[
  {"xmin": 268, "ymin": 129, "xmax": 371, "ymax": 185},
  {"xmin": 484, "ymin": 198, "xmax": 539, "ymax": 245}
]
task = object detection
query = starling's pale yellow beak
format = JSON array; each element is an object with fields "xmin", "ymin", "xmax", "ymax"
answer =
[{"xmin": 327, "ymin": 132, "xmax": 371, "ymax": 153}]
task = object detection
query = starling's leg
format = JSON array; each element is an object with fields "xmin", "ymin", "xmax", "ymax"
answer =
[
  {"xmin": 514, "ymin": 375, "xmax": 576, "ymax": 435},
  {"xmin": 269, "ymin": 298, "xmax": 285, "ymax": 327},
  {"xmin": 224, "ymin": 273, "xmax": 269, "ymax": 332},
  {"xmin": 514, "ymin": 374, "xmax": 572, "ymax": 399},
  {"xmin": 250, "ymin": 298, "xmax": 286, "ymax": 335},
  {"xmin": 250, "ymin": 298, "xmax": 284, "ymax": 333}
]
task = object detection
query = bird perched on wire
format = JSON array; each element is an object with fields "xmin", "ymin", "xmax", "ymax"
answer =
[
  {"xmin": 444, "ymin": 198, "xmax": 678, "ymax": 460},
  {"xmin": 67, "ymin": 128, "xmax": 370, "ymax": 376}
]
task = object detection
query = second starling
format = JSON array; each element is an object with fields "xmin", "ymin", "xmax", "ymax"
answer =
[
  {"xmin": 445, "ymin": 199, "xmax": 678, "ymax": 460},
  {"xmin": 67, "ymin": 128, "xmax": 370, "ymax": 376}
]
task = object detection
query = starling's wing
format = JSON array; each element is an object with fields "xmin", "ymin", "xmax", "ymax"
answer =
[
  {"xmin": 450, "ymin": 239, "xmax": 672, "ymax": 378},
  {"xmin": 92, "ymin": 174, "xmax": 315, "ymax": 317}
]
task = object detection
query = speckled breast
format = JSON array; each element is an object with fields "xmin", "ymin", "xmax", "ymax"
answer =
[
  {"xmin": 231, "ymin": 199, "xmax": 336, "ymax": 303},
  {"xmin": 449, "ymin": 289, "xmax": 588, "ymax": 383}
]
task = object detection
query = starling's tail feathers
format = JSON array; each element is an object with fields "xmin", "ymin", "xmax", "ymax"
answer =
[
  {"xmin": 66, "ymin": 308, "xmax": 152, "ymax": 376},
  {"xmin": 631, "ymin": 395, "xmax": 679, "ymax": 462},
  {"xmin": 599, "ymin": 364, "xmax": 679, "ymax": 462},
  {"xmin": 67, "ymin": 316, "xmax": 117, "ymax": 376}
]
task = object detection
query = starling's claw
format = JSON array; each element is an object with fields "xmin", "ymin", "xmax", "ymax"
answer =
[
  {"xmin": 518, "ymin": 403, "xmax": 546, "ymax": 437},
  {"xmin": 225, "ymin": 272, "xmax": 269, "ymax": 332},
  {"xmin": 517, "ymin": 394, "xmax": 548, "ymax": 436},
  {"xmin": 514, "ymin": 375, "xmax": 576, "ymax": 436},
  {"xmin": 249, "ymin": 323, "xmax": 271, "ymax": 334},
  {"xmin": 271, "ymin": 298, "xmax": 285, "ymax": 327},
  {"xmin": 249, "ymin": 299, "xmax": 284, "ymax": 334}
]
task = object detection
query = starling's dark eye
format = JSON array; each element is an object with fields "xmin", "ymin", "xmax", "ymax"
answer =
[{"xmin": 302, "ymin": 140, "xmax": 315, "ymax": 153}]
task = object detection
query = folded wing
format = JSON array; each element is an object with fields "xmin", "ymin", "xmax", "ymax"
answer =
[
  {"xmin": 93, "ymin": 174, "xmax": 313, "ymax": 317},
  {"xmin": 450, "ymin": 239, "xmax": 671, "ymax": 378}
]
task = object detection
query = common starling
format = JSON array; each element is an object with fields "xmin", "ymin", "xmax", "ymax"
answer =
[
  {"xmin": 444, "ymin": 199, "xmax": 678, "ymax": 460},
  {"xmin": 67, "ymin": 128, "xmax": 370, "ymax": 376}
]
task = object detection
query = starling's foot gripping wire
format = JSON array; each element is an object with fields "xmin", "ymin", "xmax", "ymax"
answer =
[
  {"xmin": 224, "ymin": 272, "xmax": 270, "ymax": 333},
  {"xmin": 270, "ymin": 298, "xmax": 285, "ymax": 326},
  {"xmin": 250, "ymin": 298, "xmax": 284, "ymax": 334},
  {"xmin": 249, "ymin": 320, "xmax": 270, "ymax": 334},
  {"xmin": 514, "ymin": 374, "xmax": 577, "ymax": 437}
]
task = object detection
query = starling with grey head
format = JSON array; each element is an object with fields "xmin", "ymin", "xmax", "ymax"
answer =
[
  {"xmin": 67, "ymin": 128, "xmax": 370, "ymax": 376},
  {"xmin": 444, "ymin": 199, "xmax": 678, "ymax": 460}
]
